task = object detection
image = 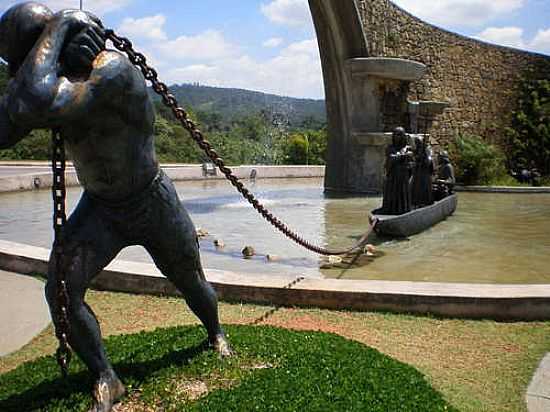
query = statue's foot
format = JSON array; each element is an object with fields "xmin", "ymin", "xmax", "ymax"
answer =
[
  {"xmin": 210, "ymin": 333, "xmax": 234, "ymax": 357},
  {"xmin": 88, "ymin": 370, "xmax": 126, "ymax": 412}
]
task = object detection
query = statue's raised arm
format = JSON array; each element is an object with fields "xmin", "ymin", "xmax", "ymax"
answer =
[{"xmin": 0, "ymin": 2, "xmax": 53, "ymax": 148}]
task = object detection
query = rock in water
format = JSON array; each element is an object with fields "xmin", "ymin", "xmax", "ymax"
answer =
[
  {"xmin": 328, "ymin": 255, "xmax": 342, "ymax": 265},
  {"xmin": 196, "ymin": 228, "xmax": 209, "ymax": 238},
  {"xmin": 364, "ymin": 244, "xmax": 376, "ymax": 256},
  {"xmin": 214, "ymin": 239, "xmax": 225, "ymax": 249},
  {"xmin": 319, "ymin": 255, "xmax": 343, "ymax": 268},
  {"xmin": 266, "ymin": 254, "xmax": 279, "ymax": 262},
  {"xmin": 242, "ymin": 246, "xmax": 255, "ymax": 258}
]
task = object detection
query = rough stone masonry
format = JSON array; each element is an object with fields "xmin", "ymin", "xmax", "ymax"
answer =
[{"xmin": 356, "ymin": 0, "xmax": 550, "ymax": 148}]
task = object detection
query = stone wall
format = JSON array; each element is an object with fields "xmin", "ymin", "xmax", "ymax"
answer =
[{"xmin": 356, "ymin": 0, "xmax": 550, "ymax": 148}]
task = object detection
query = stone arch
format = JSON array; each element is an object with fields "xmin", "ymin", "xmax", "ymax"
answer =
[{"xmin": 308, "ymin": 0, "xmax": 368, "ymax": 193}]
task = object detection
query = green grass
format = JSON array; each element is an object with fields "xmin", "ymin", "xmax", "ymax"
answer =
[
  {"xmin": 1, "ymin": 290, "xmax": 548, "ymax": 411},
  {"xmin": 0, "ymin": 325, "xmax": 456, "ymax": 412}
]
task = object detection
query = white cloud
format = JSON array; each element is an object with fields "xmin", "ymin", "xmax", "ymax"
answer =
[
  {"xmin": 0, "ymin": 0, "xmax": 131, "ymax": 16},
  {"xmin": 281, "ymin": 38, "xmax": 317, "ymax": 56},
  {"xmin": 118, "ymin": 14, "xmax": 167, "ymax": 41},
  {"xmin": 162, "ymin": 38, "xmax": 323, "ymax": 99},
  {"xmin": 156, "ymin": 30, "xmax": 240, "ymax": 62},
  {"xmin": 476, "ymin": 26, "xmax": 525, "ymax": 49},
  {"xmin": 263, "ymin": 37, "xmax": 284, "ymax": 48},
  {"xmin": 260, "ymin": 0, "xmax": 311, "ymax": 28},
  {"xmin": 474, "ymin": 26, "xmax": 550, "ymax": 55},
  {"xmin": 392, "ymin": 0, "xmax": 524, "ymax": 27},
  {"xmin": 530, "ymin": 29, "xmax": 550, "ymax": 54}
]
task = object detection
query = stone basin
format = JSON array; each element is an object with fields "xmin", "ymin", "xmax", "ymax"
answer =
[{"xmin": 347, "ymin": 57, "xmax": 427, "ymax": 81}]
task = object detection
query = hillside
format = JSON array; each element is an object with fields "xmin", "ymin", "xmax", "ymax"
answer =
[
  {"xmin": 150, "ymin": 83, "xmax": 326, "ymax": 128},
  {"xmin": 0, "ymin": 63, "xmax": 326, "ymax": 129}
]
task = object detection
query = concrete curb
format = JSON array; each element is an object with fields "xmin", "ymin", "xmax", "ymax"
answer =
[
  {"xmin": 527, "ymin": 353, "xmax": 550, "ymax": 412},
  {"xmin": 0, "ymin": 165, "xmax": 325, "ymax": 194},
  {"xmin": 2, "ymin": 165, "xmax": 548, "ymax": 195},
  {"xmin": 1, "ymin": 239, "xmax": 550, "ymax": 321},
  {"xmin": 455, "ymin": 185, "xmax": 550, "ymax": 193}
]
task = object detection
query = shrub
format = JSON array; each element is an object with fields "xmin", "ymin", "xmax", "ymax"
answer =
[{"xmin": 450, "ymin": 134, "xmax": 508, "ymax": 185}]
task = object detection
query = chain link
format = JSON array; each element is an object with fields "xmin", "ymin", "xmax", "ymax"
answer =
[
  {"xmin": 105, "ymin": 30, "xmax": 374, "ymax": 256},
  {"xmin": 52, "ymin": 128, "xmax": 72, "ymax": 377}
]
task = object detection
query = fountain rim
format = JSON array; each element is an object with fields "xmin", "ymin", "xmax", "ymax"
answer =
[
  {"xmin": 1, "ymin": 163, "xmax": 549, "ymax": 194},
  {"xmin": 0, "ymin": 238, "xmax": 549, "ymax": 321}
]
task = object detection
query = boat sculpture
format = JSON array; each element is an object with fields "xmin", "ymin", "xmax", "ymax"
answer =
[
  {"xmin": 372, "ymin": 194, "xmax": 457, "ymax": 237},
  {"xmin": 372, "ymin": 130, "xmax": 457, "ymax": 238}
]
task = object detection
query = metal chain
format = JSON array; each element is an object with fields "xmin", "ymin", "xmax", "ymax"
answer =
[
  {"xmin": 52, "ymin": 128, "xmax": 72, "ymax": 377},
  {"xmin": 105, "ymin": 30, "xmax": 374, "ymax": 256}
]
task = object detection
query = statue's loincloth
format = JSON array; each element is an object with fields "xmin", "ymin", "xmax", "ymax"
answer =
[{"xmin": 71, "ymin": 169, "xmax": 201, "ymax": 272}]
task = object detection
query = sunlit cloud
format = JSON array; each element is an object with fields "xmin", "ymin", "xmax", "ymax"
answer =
[
  {"xmin": 263, "ymin": 37, "xmax": 283, "ymax": 48},
  {"xmin": 392, "ymin": 0, "xmax": 524, "ymax": 28},
  {"xmin": 260, "ymin": 0, "xmax": 310, "ymax": 28}
]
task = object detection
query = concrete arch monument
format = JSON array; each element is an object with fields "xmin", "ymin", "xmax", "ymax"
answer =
[
  {"xmin": 308, "ymin": 0, "xmax": 550, "ymax": 194},
  {"xmin": 309, "ymin": 0, "xmax": 431, "ymax": 194}
]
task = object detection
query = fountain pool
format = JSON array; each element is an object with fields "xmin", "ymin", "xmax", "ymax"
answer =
[{"xmin": 1, "ymin": 177, "xmax": 549, "ymax": 284}]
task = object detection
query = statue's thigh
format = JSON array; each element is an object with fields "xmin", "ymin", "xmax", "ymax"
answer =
[
  {"xmin": 145, "ymin": 189, "xmax": 201, "ymax": 279},
  {"xmin": 48, "ymin": 195, "xmax": 124, "ymax": 295}
]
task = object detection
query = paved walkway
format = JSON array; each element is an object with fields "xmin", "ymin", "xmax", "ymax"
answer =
[
  {"xmin": 527, "ymin": 353, "xmax": 550, "ymax": 412},
  {"xmin": 0, "ymin": 270, "xmax": 51, "ymax": 356}
]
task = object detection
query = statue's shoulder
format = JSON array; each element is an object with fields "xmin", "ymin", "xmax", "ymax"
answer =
[
  {"xmin": 91, "ymin": 50, "xmax": 144, "ymax": 92},
  {"xmin": 92, "ymin": 50, "xmax": 128, "ymax": 72}
]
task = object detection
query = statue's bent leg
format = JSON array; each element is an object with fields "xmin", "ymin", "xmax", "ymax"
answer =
[
  {"xmin": 145, "ymin": 174, "xmax": 232, "ymax": 356},
  {"xmin": 45, "ymin": 193, "xmax": 126, "ymax": 410}
]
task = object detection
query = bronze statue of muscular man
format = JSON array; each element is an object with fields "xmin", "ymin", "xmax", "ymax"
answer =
[{"xmin": 0, "ymin": 3, "xmax": 231, "ymax": 411}]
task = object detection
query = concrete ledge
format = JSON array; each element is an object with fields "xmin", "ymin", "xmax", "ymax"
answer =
[
  {"xmin": 1, "ymin": 239, "xmax": 549, "ymax": 321},
  {"xmin": 2, "ymin": 165, "xmax": 549, "ymax": 196},
  {"xmin": 0, "ymin": 165, "xmax": 325, "ymax": 194},
  {"xmin": 455, "ymin": 185, "xmax": 550, "ymax": 193},
  {"xmin": 347, "ymin": 57, "xmax": 427, "ymax": 81}
]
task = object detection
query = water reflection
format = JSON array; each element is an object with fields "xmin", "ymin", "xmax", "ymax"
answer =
[{"xmin": 0, "ymin": 177, "xmax": 549, "ymax": 283}]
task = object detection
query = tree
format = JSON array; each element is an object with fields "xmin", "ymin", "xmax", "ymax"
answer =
[
  {"xmin": 281, "ymin": 129, "xmax": 327, "ymax": 165},
  {"xmin": 507, "ymin": 79, "xmax": 550, "ymax": 175},
  {"xmin": 154, "ymin": 117, "xmax": 205, "ymax": 163},
  {"xmin": 229, "ymin": 113, "xmax": 268, "ymax": 142}
]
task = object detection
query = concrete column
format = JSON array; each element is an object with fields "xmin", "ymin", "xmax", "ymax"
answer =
[{"xmin": 308, "ymin": 0, "xmax": 368, "ymax": 193}]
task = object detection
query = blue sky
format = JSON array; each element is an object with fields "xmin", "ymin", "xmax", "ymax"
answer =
[{"xmin": 1, "ymin": 0, "xmax": 549, "ymax": 99}]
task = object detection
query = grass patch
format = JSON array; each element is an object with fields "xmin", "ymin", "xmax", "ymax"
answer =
[
  {"xmin": 1, "ymin": 290, "xmax": 548, "ymax": 411},
  {"xmin": 0, "ymin": 325, "xmax": 456, "ymax": 412}
]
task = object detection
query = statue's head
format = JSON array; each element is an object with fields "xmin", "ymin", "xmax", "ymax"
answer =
[
  {"xmin": 0, "ymin": 2, "xmax": 53, "ymax": 75},
  {"xmin": 392, "ymin": 127, "xmax": 407, "ymax": 148},
  {"xmin": 439, "ymin": 151, "xmax": 450, "ymax": 164}
]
